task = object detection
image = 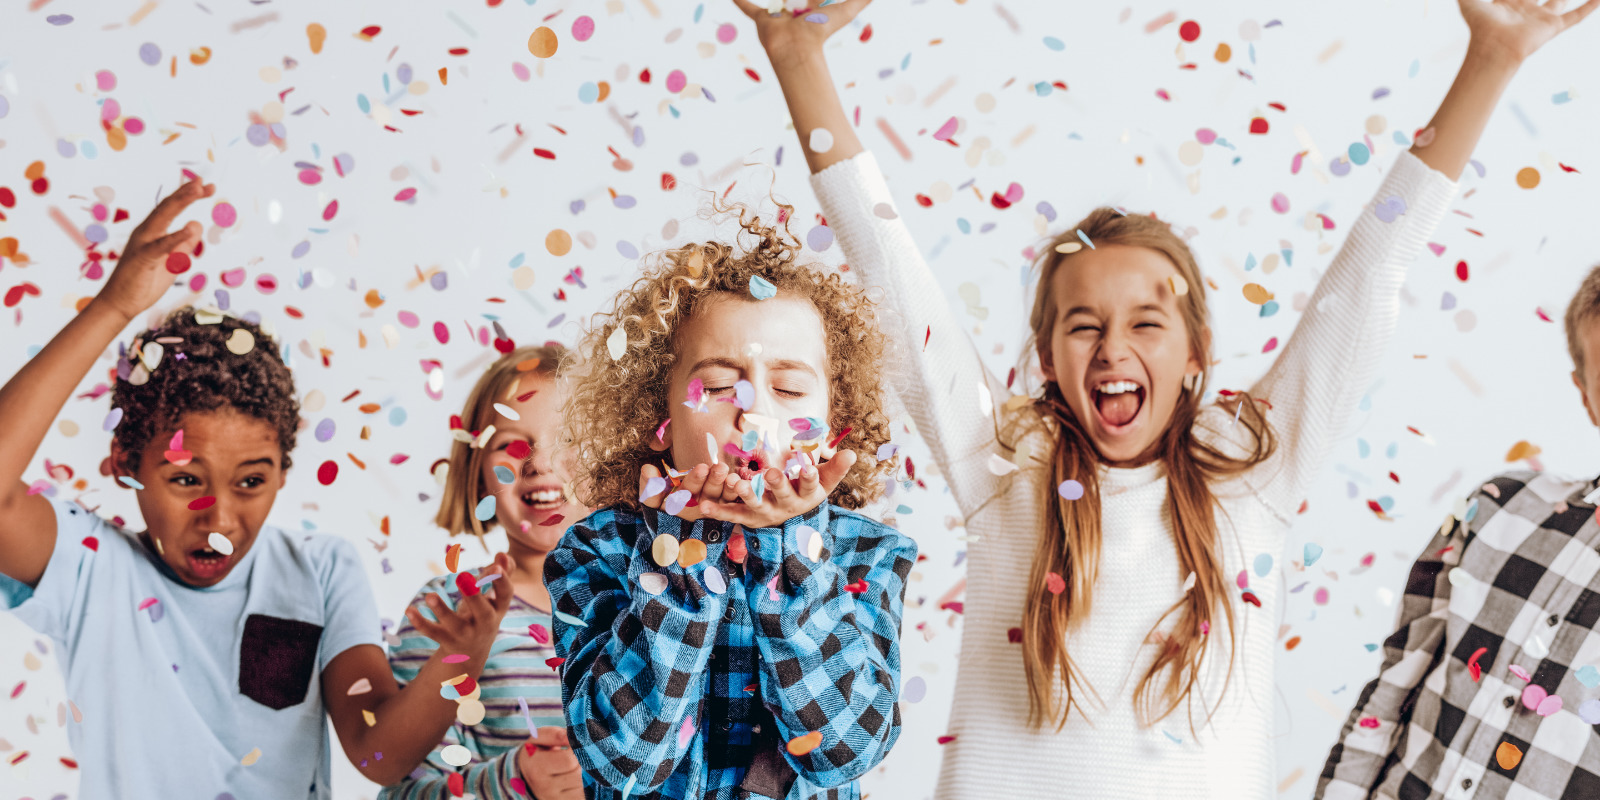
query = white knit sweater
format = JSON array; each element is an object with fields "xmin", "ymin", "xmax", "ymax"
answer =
[{"xmin": 810, "ymin": 151, "xmax": 1457, "ymax": 799}]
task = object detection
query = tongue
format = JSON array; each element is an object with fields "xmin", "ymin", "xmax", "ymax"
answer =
[{"xmin": 1097, "ymin": 392, "xmax": 1140, "ymax": 426}]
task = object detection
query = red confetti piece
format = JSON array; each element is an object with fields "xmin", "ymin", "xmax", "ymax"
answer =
[
  {"xmin": 1241, "ymin": 590, "xmax": 1262, "ymax": 607},
  {"xmin": 1358, "ymin": 717, "xmax": 1380, "ymax": 729},
  {"xmin": 1178, "ymin": 20, "xmax": 1200, "ymax": 41},
  {"xmin": 448, "ymin": 47, "xmax": 469, "ymax": 56},
  {"xmin": 82, "ymin": 536, "xmax": 99, "ymax": 551},
  {"xmin": 860, "ymin": 23, "xmax": 872, "ymax": 42},
  {"xmin": 533, "ymin": 148, "xmax": 556, "ymax": 160},
  {"xmin": 1044, "ymin": 572, "xmax": 1065, "ymax": 594},
  {"xmin": 843, "ymin": 579, "xmax": 869, "ymax": 593},
  {"xmin": 509, "ymin": 776, "xmax": 528, "ymax": 796},
  {"xmin": 8, "ymin": 751, "xmax": 27, "ymax": 766},
  {"xmin": 1468, "ymin": 646, "xmax": 1487, "ymax": 682},
  {"xmin": 1007, "ymin": 627, "xmax": 1023, "ymax": 643},
  {"xmin": 448, "ymin": 772, "xmax": 466, "ymax": 797},
  {"xmin": 1267, "ymin": 102, "xmax": 1287, "ymax": 112},
  {"xmin": 317, "ymin": 460, "xmax": 339, "ymax": 485},
  {"xmin": 507, "ymin": 440, "xmax": 531, "ymax": 460},
  {"xmin": 826, "ymin": 426, "xmax": 853, "ymax": 449},
  {"xmin": 1262, "ymin": 336, "xmax": 1279, "ymax": 354},
  {"xmin": 1249, "ymin": 117, "xmax": 1269, "ymax": 135},
  {"xmin": 744, "ymin": 68, "xmax": 761, "ymax": 82},
  {"xmin": 545, "ymin": 656, "xmax": 565, "ymax": 669},
  {"xmin": 1455, "ymin": 260, "xmax": 1469, "ymax": 282},
  {"xmin": 937, "ymin": 735, "xmax": 957, "ymax": 745},
  {"xmin": 10, "ymin": 681, "xmax": 25, "ymax": 699},
  {"xmin": 60, "ymin": 757, "xmax": 79, "ymax": 769},
  {"xmin": 322, "ymin": 200, "xmax": 338, "ymax": 221},
  {"xmin": 4, "ymin": 282, "xmax": 42, "ymax": 307},
  {"xmin": 538, "ymin": 514, "xmax": 565, "ymax": 527},
  {"xmin": 164, "ymin": 252, "xmax": 191, "ymax": 274},
  {"xmin": 661, "ymin": 172, "xmax": 677, "ymax": 190},
  {"xmin": 394, "ymin": 187, "xmax": 417, "ymax": 202},
  {"xmin": 188, "ymin": 496, "xmax": 216, "ymax": 511},
  {"xmin": 455, "ymin": 676, "xmax": 478, "ymax": 695},
  {"xmin": 359, "ymin": 25, "xmax": 382, "ymax": 39},
  {"xmin": 456, "ymin": 570, "xmax": 481, "ymax": 597}
]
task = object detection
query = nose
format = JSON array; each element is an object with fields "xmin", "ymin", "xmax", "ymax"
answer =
[
  {"xmin": 1095, "ymin": 327, "xmax": 1133, "ymax": 365},
  {"xmin": 197, "ymin": 493, "xmax": 241, "ymax": 536},
  {"xmin": 520, "ymin": 442, "xmax": 555, "ymax": 477}
]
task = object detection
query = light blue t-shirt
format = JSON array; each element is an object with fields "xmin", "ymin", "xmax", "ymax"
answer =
[{"xmin": 0, "ymin": 497, "xmax": 384, "ymax": 799}]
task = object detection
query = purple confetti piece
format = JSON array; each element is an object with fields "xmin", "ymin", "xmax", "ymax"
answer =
[
  {"xmin": 804, "ymin": 12, "xmax": 829, "ymax": 23},
  {"xmin": 46, "ymin": 14, "xmax": 73, "ymax": 25},
  {"xmin": 663, "ymin": 489, "xmax": 692, "ymax": 516},
  {"xmin": 103, "ymin": 408, "xmax": 123, "ymax": 432}
]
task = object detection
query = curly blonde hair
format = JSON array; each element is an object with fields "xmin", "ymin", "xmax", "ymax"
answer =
[{"xmin": 564, "ymin": 202, "xmax": 894, "ymax": 513}]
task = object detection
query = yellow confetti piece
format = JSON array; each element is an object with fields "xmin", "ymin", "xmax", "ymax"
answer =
[
  {"xmin": 241, "ymin": 747, "xmax": 262, "ymax": 766},
  {"xmin": 1516, "ymin": 167, "xmax": 1540, "ymax": 189},
  {"xmin": 307, "ymin": 23, "xmax": 326, "ymax": 54},
  {"xmin": 226, "ymin": 328, "xmax": 256, "ymax": 355},
  {"xmin": 1054, "ymin": 241, "xmax": 1082, "ymax": 254},
  {"xmin": 652, "ymin": 534, "xmax": 680, "ymax": 567},
  {"xmin": 1241, "ymin": 283, "xmax": 1273, "ymax": 305},
  {"xmin": 1168, "ymin": 274, "xmax": 1189, "ymax": 296},
  {"xmin": 1505, "ymin": 441, "xmax": 1541, "ymax": 462},
  {"xmin": 361, "ymin": 709, "xmax": 376, "ymax": 726}
]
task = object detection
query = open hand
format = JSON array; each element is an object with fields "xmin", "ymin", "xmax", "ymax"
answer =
[
  {"xmin": 1459, "ymin": 0, "xmax": 1598, "ymax": 63},
  {"xmin": 517, "ymin": 727, "xmax": 584, "ymax": 800},
  {"xmin": 638, "ymin": 449, "xmax": 857, "ymax": 529},
  {"xmin": 732, "ymin": 0, "xmax": 873, "ymax": 68},
  {"xmin": 403, "ymin": 552, "xmax": 516, "ymax": 660},
  {"xmin": 95, "ymin": 178, "xmax": 215, "ymax": 323}
]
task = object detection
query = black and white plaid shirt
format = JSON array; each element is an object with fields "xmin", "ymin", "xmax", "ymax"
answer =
[{"xmin": 1318, "ymin": 470, "xmax": 1600, "ymax": 800}]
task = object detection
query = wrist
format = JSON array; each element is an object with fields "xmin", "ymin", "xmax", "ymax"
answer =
[
  {"xmin": 83, "ymin": 297, "xmax": 138, "ymax": 327},
  {"xmin": 766, "ymin": 43, "xmax": 829, "ymax": 74},
  {"xmin": 1463, "ymin": 39, "xmax": 1526, "ymax": 73}
]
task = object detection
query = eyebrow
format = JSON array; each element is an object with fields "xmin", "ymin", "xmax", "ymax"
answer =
[
  {"xmin": 1063, "ymin": 303, "xmax": 1168, "ymax": 317},
  {"xmin": 169, "ymin": 456, "xmax": 278, "ymax": 469},
  {"xmin": 688, "ymin": 356, "xmax": 820, "ymax": 379}
]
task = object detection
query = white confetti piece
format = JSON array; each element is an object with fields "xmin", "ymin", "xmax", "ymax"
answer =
[
  {"xmin": 807, "ymin": 127, "xmax": 834, "ymax": 153},
  {"xmin": 207, "ymin": 532, "xmax": 234, "ymax": 556}
]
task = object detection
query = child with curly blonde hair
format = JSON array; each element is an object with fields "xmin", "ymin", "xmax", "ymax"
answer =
[{"xmin": 545, "ymin": 205, "xmax": 918, "ymax": 800}]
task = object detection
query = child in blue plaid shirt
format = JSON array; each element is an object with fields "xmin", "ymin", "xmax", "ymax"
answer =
[{"xmin": 545, "ymin": 206, "xmax": 918, "ymax": 800}]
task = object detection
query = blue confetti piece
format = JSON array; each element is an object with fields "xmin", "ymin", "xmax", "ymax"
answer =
[
  {"xmin": 1577, "ymin": 665, "xmax": 1600, "ymax": 688},
  {"xmin": 1076, "ymin": 229, "xmax": 1095, "ymax": 250},
  {"xmin": 1385, "ymin": 441, "xmax": 1398, "ymax": 459},
  {"xmin": 1253, "ymin": 553, "xmax": 1274, "ymax": 578},
  {"xmin": 1554, "ymin": 91, "xmax": 1572, "ymax": 105},
  {"xmin": 554, "ymin": 609, "xmax": 588, "ymax": 628},
  {"xmin": 474, "ymin": 495, "xmax": 497, "ymax": 521},
  {"xmin": 1304, "ymin": 542, "xmax": 1324, "ymax": 567},
  {"xmin": 1464, "ymin": 498, "xmax": 1479, "ymax": 522},
  {"xmin": 495, "ymin": 465, "xmax": 516, "ymax": 484},
  {"xmin": 749, "ymin": 275, "xmax": 777, "ymax": 300},
  {"xmin": 1244, "ymin": 253, "xmax": 1257, "ymax": 271},
  {"xmin": 1043, "ymin": 36, "xmax": 1064, "ymax": 51},
  {"xmin": 118, "ymin": 476, "xmax": 145, "ymax": 490},
  {"xmin": 1162, "ymin": 730, "xmax": 1183, "ymax": 744},
  {"xmin": 1357, "ymin": 439, "xmax": 1370, "ymax": 458},
  {"xmin": 621, "ymin": 775, "xmax": 637, "ymax": 800},
  {"xmin": 1259, "ymin": 300, "xmax": 1279, "ymax": 318},
  {"xmin": 1408, "ymin": 59, "xmax": 1420, "ymax": 78},
  {"xmin": 693, "ymin": 4, "xmax": 704, "ymax": 23},
  {"xmin": 750, "ymin": 472, "xmax": 766, "ymax": 504},
  {"xmin": 1364, "ymin": 643, "xmax": 1379, "ymax": 652},
  {"xmin": 510, "ymin": 252, "xmax": 525, "ymax": 269}
]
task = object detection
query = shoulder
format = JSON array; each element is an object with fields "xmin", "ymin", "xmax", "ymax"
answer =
[
  {"xmin": 827, "ymin": 507, "xmax": 917, "ymax": 565},
  {"xmin": 1467, "ymin": 470, "xmax": 1589, "ymax": 527}
]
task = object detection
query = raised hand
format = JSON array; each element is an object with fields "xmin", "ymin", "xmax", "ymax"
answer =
[
  {"xmin": 732, "ymin": 0, "xmax": 873, "ymax": 67},
  {"xmin": 96, "ymin": 178, "xmax": 215, "ymax": 322},
  {"xmin": 638, "ymin": 449, "xmax": 857, "ymax": 529},
  {"xmin": 1459, "ymin": 0, "xmax": 1598, "ymax": 63},
  {"xmin": 403, "ymin": 552, "xmax": 517, "ymax": 659},
  {"xmin": 517, "ymin": 727, "xmax": 584, "ymax": 799}
]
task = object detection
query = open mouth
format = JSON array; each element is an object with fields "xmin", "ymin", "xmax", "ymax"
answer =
[
  {"xmin": 186, "ymin": 546, "xmax": 232, "ymax": 580},
  {"xmin": 519, "ymin": 488, "xmax": 565, "ymax": 512},
  {"xmin": 1091, "ymin": 379, "xmax": 1146, "ymax": 431}
]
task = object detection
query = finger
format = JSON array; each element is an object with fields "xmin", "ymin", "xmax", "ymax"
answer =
[
  {"xmin": 815, "ymin": 448, "xmax": 857, "ymax": 495},
  {"xmin": 796, "ymin": 461, "xmax": 822, "ymax": 499},
  {"xmin": 639, "ymin": 463, "xmax": 668, "ymax": 508},
  {"xmin": 404, "ymin": 606, "xmax": 447, "ymax": 643},
  {"xmin": 130, "ymin": 180, "xmax": 213, "ymax": 244},
  {"xmin": 701, "ymin": 463, "xmax": 731, "ymax": 503},
  {"xmin": 490, "ymin": 565, "xmax": 515, "ymax": 617},
  {"xmin": 529, "ymin": 726, "xmax": 571, "ymax": 747},
  {"xmin": 765, "ymin": 466, "xmax": 796, "ymax": 503},
  {"xmin": 730, "ymin": 0, "xmax": 769, "ymax": 21},
  {"xmin": 143, "ymin": 221, "xmax": 203, "ymax": 259},
  {"xmin": 1562, "ymin": 0, "xmax": 1599, "ymax": 25},
  {"xmin": 679, "ymin": 463, "xmax": 711, "ymax": 498}
]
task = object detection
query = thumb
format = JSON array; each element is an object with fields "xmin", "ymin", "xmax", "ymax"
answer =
[
  {"xmin": 816, "ymin": 448, "xmax": 857, "ymax": 494},
  {"xmin": 528, "ymin": 725, "xmax": 571, "ymax": 748}
]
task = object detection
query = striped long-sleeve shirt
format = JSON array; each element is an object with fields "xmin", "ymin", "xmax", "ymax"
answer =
[{"xmin": 380, "ymin": 573, "xmax": 566, "ymax": 800}]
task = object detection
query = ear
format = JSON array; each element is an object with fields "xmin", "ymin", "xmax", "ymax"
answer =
[
  {"xmin": 648, "ymin": 417, "xmax": 672, "ymax": 452},
  {"xmin": 1573, "ymin": 370, "xmax": 1598, "ymax": 427},
  {"xmin": 1187, "ymin": 325, "xmax": 1212, "ymax": 377},
  {"xmin": 1037, "ymin": 342, "xmax": 1056, "ymax": 381},
  {"xmin": 108, "ymin": 438, "xmax": 136, "ymax": 488}
]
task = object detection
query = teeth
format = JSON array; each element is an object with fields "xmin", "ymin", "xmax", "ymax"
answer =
[
  {"xmin": 523, "ymin": 489, "xmax": 562, "ymax": 504},
  {"xmin": 1096, "ymin": 381, "xmax": 1140, "ymax": 395}
]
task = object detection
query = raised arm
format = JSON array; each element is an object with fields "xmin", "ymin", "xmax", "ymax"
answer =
[
  {"xmin": 545, "ymin": 513, "xmax": 726, "ymax": 795},
  {"xmin": 735, "ymin": 0, "xmax": 1014, "ymax": 520},
  {"xmin": 742, "ymin": 510, "xmax": 914, "ymax": 787},
  {"xmin": 0, "ymin": 179, "xmax": 212, "ymax": 587},
  {"xmin": 1239, "ymin": 0, "xmax": 1594, "ymax": 516}
]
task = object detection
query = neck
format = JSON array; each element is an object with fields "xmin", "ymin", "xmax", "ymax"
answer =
[{"xmin": 504, "ymin": 539, "xmax": 551, "ymax": 611}]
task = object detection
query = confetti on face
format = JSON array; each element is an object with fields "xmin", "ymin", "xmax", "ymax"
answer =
[
  {"xmin": 749, "ymin": 275, "xmax": 777, "ymax": 300},
  {"xmin": 207, "ymin": 532, "xmax": 234, "ymax": 556},
  {"xmin": 474, "ymin": 495, "xmax": 496, "ymax": 521}
]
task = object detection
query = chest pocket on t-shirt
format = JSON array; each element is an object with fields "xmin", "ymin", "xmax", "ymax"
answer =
[{"xmin": 239, "ymin": 613, "xmax": 324, "ymax": 710}]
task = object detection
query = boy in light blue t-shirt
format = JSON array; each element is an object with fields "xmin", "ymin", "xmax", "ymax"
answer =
[{"xmin": 0, "ymin": 179, "xmax": 517, "ymax": 798}]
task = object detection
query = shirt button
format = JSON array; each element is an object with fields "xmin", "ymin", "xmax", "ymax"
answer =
[
  {"xmin": 749, "ymin": 538, "xmax": 760, "ymax": 551},
  {"xmin": 721, "ymin": 721, "xmax": 732, "ymax": 731},
  {"xmin": 1462, "ymin": 778, "xmax": 1473, "ymax": 790},
  {"xmin": 1503, "ymin": 696, "xmax": 1515, "ymax": 708},
  {"xmin": 1548, "ymin": 614, "xmax": 1560, "ymax": 626},
  {"xmin": 707, "ymin": 528, "xmax": 722, "ymax": 543}
]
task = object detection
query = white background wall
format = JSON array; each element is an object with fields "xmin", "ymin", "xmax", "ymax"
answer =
[{"xmin": 2, "ymin": 0, "xmax": 1599, "ymax": 797}]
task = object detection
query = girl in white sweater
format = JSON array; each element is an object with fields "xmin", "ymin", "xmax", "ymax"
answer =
[{"xmin": 731, "ymin": 0, "xmax": 1596, "ymax": 796}]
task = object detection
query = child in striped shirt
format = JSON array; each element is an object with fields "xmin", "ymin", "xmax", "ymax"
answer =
[{"xmin": 383, "ymin": 346, "xmax": 589, "ymax": 800}]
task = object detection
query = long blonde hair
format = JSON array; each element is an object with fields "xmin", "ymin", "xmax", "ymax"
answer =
[
  {"xmin": 435, "ymin": 345, "xmax": 567, "ymax": 543},
  {"xmin": 1016, "ymin": 208, "xmax": 1277, "ymax": 732}
]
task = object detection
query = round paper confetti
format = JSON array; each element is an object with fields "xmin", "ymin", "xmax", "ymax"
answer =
[
  {"xmin": 652, "ymin": 534, "xmax": 680, "ymax": 566},
  {"xmin": 1516, "ymin": 167, "xmax": 1540, "ymax": 189},
  {"xmin": 529, "ymin": 27, "xmax": 558, "ymax": 58},
  {"xmin": 639, "ymin": 572, "xmax": 668, "ymax": 595},
  {"xmin": 787, "ymin": 731, "xmax": 823, "ymax": 756},
  {"xmin": 808, "ymin": 128, "xmax": 835, "ymax": 154},
  {"xmin": 317, "ymin": 461, "xmax": 338, "ymax": 485},
  {"xmin": 207, "ymin": 532, "xmax": 234, "ymax": 556},
  {"xmin": 441, "ymin": 744, "xmax": 472, "ymax": 767},
  {"xmin": 474, "ymin": 495, "xmax": 496, "ymax": 521},
  {"xmin": 1058, "ymin": 480, "xmax": 1084, "ymax": 500},
  {"xmin": 572, "ymin": 16, "xmax": 595, "ymax": 41},
  {"xmin": 225, "ymin": 328, "xmax": 255, "ymax": 355}
]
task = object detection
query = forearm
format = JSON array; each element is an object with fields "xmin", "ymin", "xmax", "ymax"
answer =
[
  {"xmin": 1408, "ymin": 43, "xmax": 1521, "ymax": 181},
  {"xmin": 770, "ymin": 48, "xmax": 862, "ymax": 174},
  {"xmin": 380, "ymin": 747, "xmax": 520, "ymax": 800},
  {"xmin": 0, "ymin": 301, "xmax": 130, "ymax": 494},
  {"xmin": 359, "ymin": 652, "xmax": 494, "ymax": 785}
]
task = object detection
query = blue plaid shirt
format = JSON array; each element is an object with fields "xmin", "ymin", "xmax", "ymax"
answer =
[{"xmin": 545, "ymin": 503, "xmax": 916, "ymax": 800}]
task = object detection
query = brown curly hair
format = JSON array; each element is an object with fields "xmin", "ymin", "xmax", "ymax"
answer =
[
  {"xmin": 564, "ymin": 202, "xmax": 894, "ymax": 512},
  {"xmin": 111, "ymin": 306, "xmax": 300, "ymax": 471}
]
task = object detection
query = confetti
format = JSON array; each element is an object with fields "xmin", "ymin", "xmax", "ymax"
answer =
[
  {"xmin": 207, "ymin": 532, "xmax": 233, "ymax": 556},
  {"xmin": 807, "ymin": 128, "xmax": 835, "ymax": 153},
  {"xmin": 347, "ymin": 678, "xmax": 372, "ymax": 696},
  {"xmin": 225, "ymin": 328, "xmax": 256, "ymax": 355},
  {"xmin": 1516, "ymin": 167, "xmax": 1540, "ymax": 189},
  {"xmin": 1057, "ymin": 480, "xmax": 1084, "ymax": 500},
  {"xmin": 474, "ymin": 495, "xmax": 496, "ymax": 521},
  {"xmin": 787, "ymin": 731, "xmax": 823, "ymax": 756},
  {"xmin": 749, "ymin": 275, "xmax": 777, "ymax": 300}
]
